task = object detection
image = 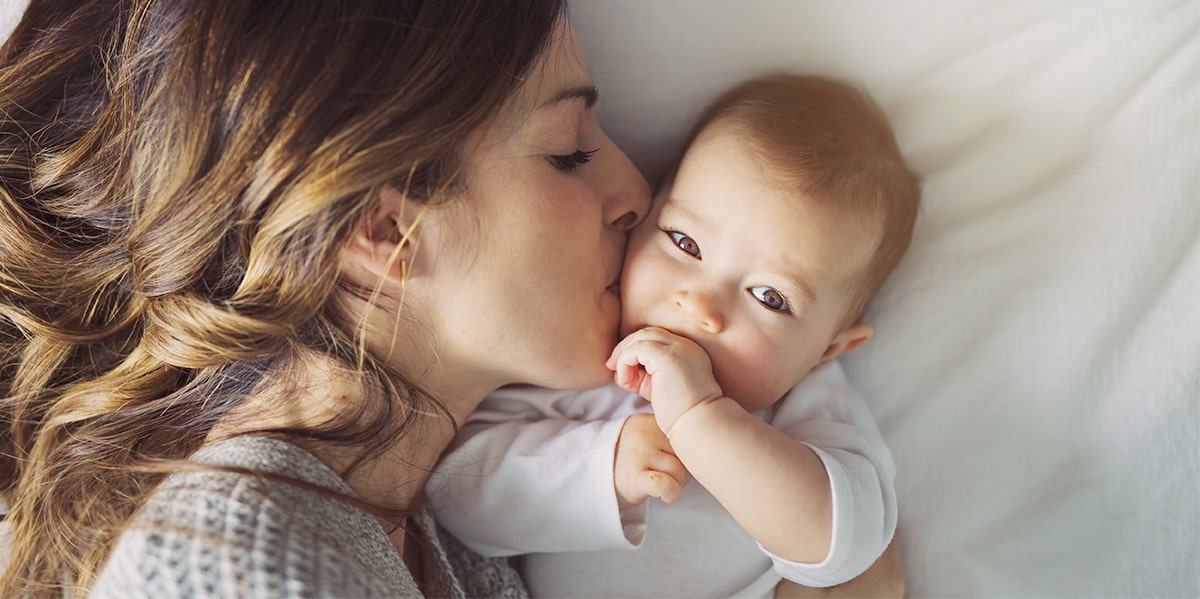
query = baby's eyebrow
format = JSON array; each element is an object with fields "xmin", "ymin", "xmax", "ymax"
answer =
[
  {"xmin": 661, "ymin": 197, "xmax": 704, "ymax": 227},
  {"xmin": 785, "ymin": 272, "xmax": 817, "ymax": 305}
]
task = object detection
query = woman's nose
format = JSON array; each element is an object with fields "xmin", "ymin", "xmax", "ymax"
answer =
[
  {"xmin": 672, "ymin": 290, "xmax": 724, "ymax": 334},
  {"xmin": 602, "ymin": 140, "xmax": 651, "ymax": 232}
]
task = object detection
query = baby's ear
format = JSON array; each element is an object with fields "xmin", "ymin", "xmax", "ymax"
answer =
[
  {"xmin": 343, "ymin": 186, "xmax": 427, "ymax": 284},
  {"xmin": 818, "ymin": 322, "xmax": 874, "ymax": 365}
]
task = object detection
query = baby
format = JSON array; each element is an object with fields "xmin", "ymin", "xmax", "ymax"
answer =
[{"xmin": 428, "ymin": 74, "xmax": 920, "ymax": 597}]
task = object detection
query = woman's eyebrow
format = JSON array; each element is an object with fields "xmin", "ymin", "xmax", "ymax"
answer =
[{"xmin": 542, "ymin": 84, "xmax": 598, "ymax": 109}]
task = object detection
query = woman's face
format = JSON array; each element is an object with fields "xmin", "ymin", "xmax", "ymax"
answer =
[{"xmin": 410, "ymin": 20, "xmax": 651, "ymax": 396}]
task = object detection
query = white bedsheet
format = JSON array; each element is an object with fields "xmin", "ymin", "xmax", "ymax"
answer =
[
  {"xmin": 570, "ymin": 1, "xmax": 1199, "ymax": 596},
  {"xmin": 2, "ymin": 1, "xmax": 1197, "ymax": 596}
]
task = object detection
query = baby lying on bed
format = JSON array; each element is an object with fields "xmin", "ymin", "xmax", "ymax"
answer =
[{"xmin": 429, "ymin": 74, "xmax": 919, "ymax": 597}]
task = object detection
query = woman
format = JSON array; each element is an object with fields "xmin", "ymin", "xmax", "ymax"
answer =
[
  {"xmin": 1, "ymin": 1, "xmax": 903, "ymax": 596},
  {"xmin": 1, "ymin": 0, "xmax": 646, "ymax": 595}
]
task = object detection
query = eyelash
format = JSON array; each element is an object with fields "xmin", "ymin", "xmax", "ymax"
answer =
[
  {"xmin": 665, "ymin": 229, "xmax": 792, "ymax": 314},
  {"xmin": 548, "ymin": 148, "xmax": 599, "ymax": 171}
]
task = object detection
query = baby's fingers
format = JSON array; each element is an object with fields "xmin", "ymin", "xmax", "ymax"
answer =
[
  {"xmin": 637, "ymin": 469, "xmax": 684, "ymax": 504},
  {"xmin": 612, "ymin": 354, "xmax": 645, "ymax": 392},
  {"xmin": 649, "ymin": 450, "xmax": 691, "ymax": 491},
  {"xmin": 606, "ymin": 327, "xmax": 676, "ymax": 366},
  {"xmin": 610, "ymin": 342, "xmax": 660, "ymax": 393}
]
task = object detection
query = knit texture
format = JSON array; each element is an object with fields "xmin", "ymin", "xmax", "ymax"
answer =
[{"xmin": 91, "ymin": 436, "xmax": 527, "ymax": 598}]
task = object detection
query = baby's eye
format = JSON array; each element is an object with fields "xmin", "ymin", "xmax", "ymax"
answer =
[
  {"xmin": 750, "ymin": 286, "xmax": 790, "ymax": 313},
  {"xmin": 666, "ymin": 230, "xmax": 701, "ymax": 258},
  {"xmin": 548, "ymin": 148, "xmax": 599, "ymax": 172}
]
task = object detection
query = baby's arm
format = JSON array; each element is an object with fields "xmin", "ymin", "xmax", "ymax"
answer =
[
  {"xmin": 609, "ymin": 326, "xmax": 896, "ymax": 581},
  {"xmin": 670, "ymin": 398, "xmax": 834, "ymax": 561},
  {"xmin": 608, "ymin": 327, "xmax": 834, "ymax": 563},
  {"xmin": 427, "ymin": 385, "xmax": 676, "ymax": 556}
]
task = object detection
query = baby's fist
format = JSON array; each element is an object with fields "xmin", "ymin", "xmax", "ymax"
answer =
[
  {"xmin": 614, "ymin": 413, "xmax": 690, "ymax": 509},
  {"xmin": 606, "ymin": 327, "xmax": 723, "ymax": 433}
]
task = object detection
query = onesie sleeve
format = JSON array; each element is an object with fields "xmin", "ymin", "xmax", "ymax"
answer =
[
  {"xmin": 427, "ymin": 384, "xmax": 651, "ymax": 557},
  {"xmin": 758, "ymin": 360, "xmax": 898, "ymax": 587}
]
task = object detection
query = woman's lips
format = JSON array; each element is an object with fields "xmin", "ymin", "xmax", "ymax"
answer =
[{"xmin": 605, "ymin": 279, "xmax": 621, "ymax": 296}]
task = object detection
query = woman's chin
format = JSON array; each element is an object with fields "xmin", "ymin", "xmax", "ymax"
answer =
[{"xmin": 542, "ymin": 362, "xmax": 613, "ymax": 391}]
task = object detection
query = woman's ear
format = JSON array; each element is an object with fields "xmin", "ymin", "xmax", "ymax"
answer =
[
  {"xmin": 818, "ymin": 322, "xmax": 874, "ymax": 365},
  {"xmin": 344, "ymin": 186, "xmax": 426, "ymax": 284}
]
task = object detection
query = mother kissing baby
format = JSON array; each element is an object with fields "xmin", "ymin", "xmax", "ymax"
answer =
[{"xmin": 1, "ymin": 0, "xmax": 902, "ymax": 596}]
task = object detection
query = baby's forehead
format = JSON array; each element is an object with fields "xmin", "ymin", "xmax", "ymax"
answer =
[{"xmin": 685, "ymin": 120, "xmax": 803, "ymax": 191}]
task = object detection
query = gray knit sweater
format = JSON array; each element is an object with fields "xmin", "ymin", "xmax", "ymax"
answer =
[{"xmin": 91, "ymin": 436, "xmax": 528, "ymax": 598}]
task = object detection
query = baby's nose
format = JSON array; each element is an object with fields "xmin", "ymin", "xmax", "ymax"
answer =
[{"xmin": 672, "ymin": 290, "xmax": 723, "ymax": 334}]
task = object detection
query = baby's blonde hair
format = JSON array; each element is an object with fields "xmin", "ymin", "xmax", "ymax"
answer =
[{"xmin": 676, "ymin": 74, "xmax": 921, "ymax": 329}]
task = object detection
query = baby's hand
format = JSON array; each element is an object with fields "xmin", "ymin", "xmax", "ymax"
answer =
[
  {"xmin": 606, "ymin": 326, "xmax": 723, "ymax": 434},
  {"xmin": 614, "ymin": 413, "xmax": 690, "ymax": 509}
]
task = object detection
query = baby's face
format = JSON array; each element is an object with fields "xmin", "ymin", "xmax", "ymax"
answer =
[{"xmin": 620, "ymin": 124, "xmax": 875, "ymax": 412}]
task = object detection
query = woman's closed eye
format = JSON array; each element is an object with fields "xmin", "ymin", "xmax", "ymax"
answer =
[
  {"xmin": 666, "ymin": 230, "xmax": 700, "ymax": 258},
  {"xmin": 548, "ymin": 148, "xmax": 599, "ymax": 171},
  {"xmin": 750, "ymin": 286, "xmax": 791, "ymax": 313}
]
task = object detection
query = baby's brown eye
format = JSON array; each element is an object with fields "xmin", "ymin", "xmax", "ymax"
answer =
[
  {"xmin": 667, "ymin": 231, "xmax": 700, "ymax": 258},
  {"xmin": 751, "ymin": 286, "xmax": 790, "ymax": 313}
]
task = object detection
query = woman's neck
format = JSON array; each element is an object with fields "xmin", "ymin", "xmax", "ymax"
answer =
[
  {"xmin": 320, "ymin": 410, "xmax": 458, "ymax": 511},
  {"xmin": 208, "ymin": 352, "xmax": 482, "ymax": 512},
  {"xmin": 206, "ymin": 350, "xmax": 494, "ymax": 575}
]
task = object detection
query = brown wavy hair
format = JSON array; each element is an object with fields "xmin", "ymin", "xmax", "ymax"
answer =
[{"xmin": 0, "ymin": 0, "xmax": 564, "ymax": 595}]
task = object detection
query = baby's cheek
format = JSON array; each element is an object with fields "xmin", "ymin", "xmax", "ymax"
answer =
[
  {"xmin": 714, "ymin": 339, "xmax": 791, "ymax": 412},
  {"xmin": 618, "ymin": 295, "xmax": 649, "ymax": 339},
  {"xmin": 618, "ymin": 257, "xmax": 661, "ymax": 335}
]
